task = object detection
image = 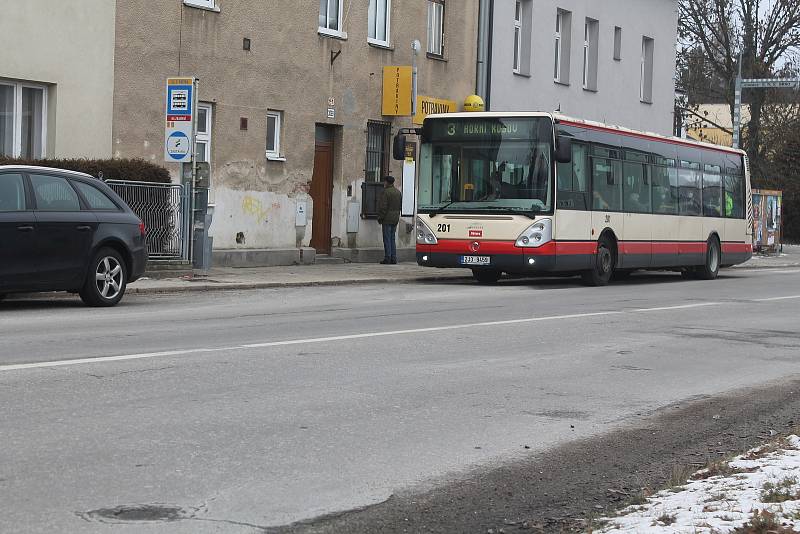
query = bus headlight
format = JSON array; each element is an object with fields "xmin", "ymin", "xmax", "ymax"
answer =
[
  {"xmin": 416, "ymin": 217, "xmax": 438, "ymax": 245},
  {"xmin": 515, "ymin": 219, "xmax": 552, "ymax": 248}
]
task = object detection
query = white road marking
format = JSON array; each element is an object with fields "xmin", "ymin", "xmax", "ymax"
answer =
[
  {"xmin": 0, "ymin": 298, "xmax": 787, "ymax": 373},
  {"xmin": 752, "ymin": 294, "xmax": 800, "ymax": 302},
  {"xmin": 632, "ymin": 302, "xmax": 720, "ymax": 312}
]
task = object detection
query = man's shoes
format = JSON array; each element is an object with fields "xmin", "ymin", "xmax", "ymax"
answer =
[
  {"xmin": 390, "ymin": 258, "xmax": 397, "ymax": 264},
  {"xmin": 379, "ymin": 259, "xmax": 390, "ymax": 264}
]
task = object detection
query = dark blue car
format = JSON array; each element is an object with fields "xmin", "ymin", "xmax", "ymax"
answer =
[{"xmin": 0, "ymin": 166, "xmax": 147, "ymax": 306}]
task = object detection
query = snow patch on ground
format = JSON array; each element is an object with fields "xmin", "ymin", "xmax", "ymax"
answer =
[{"xmin": 597, "ymin": 435, "xmax": 800, "ymax": 533}]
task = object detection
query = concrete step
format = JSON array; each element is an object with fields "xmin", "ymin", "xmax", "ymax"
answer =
[
  {"xmin": 315, "ymin": 254, "xmax": 347, "ymax": 265},
  {"xmin": 144, "ymin": 260, "xmax": 193, "ymax": 279}
]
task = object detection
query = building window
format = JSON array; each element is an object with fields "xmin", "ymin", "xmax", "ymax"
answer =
[
  {"xmin": 0, "ymin": 79, "xmax": 47, "ymax": 159},
  {"xmin": 365, "ymin": 120, "xmax": 391, "ymax": 182},
  {"xmin": 513, "ymin": 2, "xmax": 523, "ymax": 73},
  {"xmin": 554, "ymin": 9, "xmax": 571, "ymax": 84},
  {"xmin": 583, "ymin": 18, "xmax": 598, "ymax": 91},
  {"xmin": 640, "ymin": 36, "xmax": 655, "ymax": 103},
  {"xmin": 183, "ymin": 0, "xmax": 217, "ymax": 11},
  {"xmin": 613, "ymin": 26, "xmax": 622, "ymax": 61},
  {"xmin": 319, "ymin": 0, "xmax": 346, "ymax": 38},
  {"xmin": 427, "ymin": 0, "xmax": 445, "ymax": 57},
  {"xmin": 266, "ymin": 111, "xmax": 282, "ymax": 160},
  {"xmin": 195, "ymin": 103, "xmax": 212, "ymax": 164},
  {"xmin": 368, "ymin": 0, "xmax": 391, "ymax": 46}
]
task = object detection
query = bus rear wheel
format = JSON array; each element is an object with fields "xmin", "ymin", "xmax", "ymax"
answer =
[
  {"xmin": 695, "ymin": 237, "xmax": 721, "ymax": 280},
  {"xmin": 472, "ymin": 269, "xmax": 502, "ymax": 284},
  {"xmin": 582, "ymin": 236, "xmax": 615, "ymax": 286}
]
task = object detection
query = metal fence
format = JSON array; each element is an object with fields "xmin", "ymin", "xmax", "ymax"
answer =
[{"xmin": 107, "ymin": 180, "xmax": 187, "ymax": 260}]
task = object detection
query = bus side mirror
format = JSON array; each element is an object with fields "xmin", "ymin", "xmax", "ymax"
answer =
[
  {"xmin": 555, "ymin": 135, "xmax": 572, "ymax": 164},
  {"xmin": 393, "ymin": 133, "xmax": 407, "ymax": 161}
]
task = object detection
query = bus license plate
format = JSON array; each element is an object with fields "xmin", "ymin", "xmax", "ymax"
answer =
[{"xmin": 461, "ymin": 256, "xmax": 491, "ymax": 265}]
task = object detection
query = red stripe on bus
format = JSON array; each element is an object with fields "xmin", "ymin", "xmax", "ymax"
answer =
[
  {"xmin": 558, "ymin": 119, "xmax": 742, "ymax": 155},
  {"xmin": 721, "ymin": 243, "xmax": 752, "ymax": 254},
  {"xmin": 419, "ymin": 241, "xmax": 751, "ymax": 256}
]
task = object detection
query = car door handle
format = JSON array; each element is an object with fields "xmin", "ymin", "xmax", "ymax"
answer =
[
  {"xmin": 16, "ymin": 225, "xmax": 34, "ymax": 232},
  {"xmin": 76, "ymin": 225, "xmax": 92, "ymax": 232}
]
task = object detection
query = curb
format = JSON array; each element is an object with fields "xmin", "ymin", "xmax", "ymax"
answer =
[{"xmin": 127, "ymin": 274, "xmax": 474, "ymax": 295}]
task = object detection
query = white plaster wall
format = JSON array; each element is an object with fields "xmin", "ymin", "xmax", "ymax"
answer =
[
  {"xmin": 490, "ymin": 0, "xmax": 678, "ymax": 136},
  {"xmin": 0, "ymin": 0, "xmax": 115, "ymax": 158}
]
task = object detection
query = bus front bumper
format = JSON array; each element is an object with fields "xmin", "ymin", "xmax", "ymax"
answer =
[{"xmin": 417, "ymin": 240, "xmax": 560, "ymax": 273}]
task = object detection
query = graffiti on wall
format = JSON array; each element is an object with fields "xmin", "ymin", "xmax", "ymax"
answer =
[{"xmin": 242, "ymin": 195, "xmax": 281, "ymax": 224}]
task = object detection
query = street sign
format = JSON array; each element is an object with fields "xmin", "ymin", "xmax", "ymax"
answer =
[
  {"xmin": 165, "ymin": 77, "xmax": 196, "ymax": 163},
  {"xmin": 413, "ymin": 95, "xmax": 457, "ymax": 125},
  {"xmin": 382, "ymin": 66, "xmax": 413, "ymax": 116},
  {"xmin": 741, "ymin": 78, "xmax": 800, "ymax": 89}
]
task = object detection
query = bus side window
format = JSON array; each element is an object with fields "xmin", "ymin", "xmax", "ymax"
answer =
[
  {"xmin": 702, "ymin": 171, "xmax": 722, "ymax": 217},
  {"xmin": 651, "ymin": 165, "xmax": 677, "ymax": 214},
  {"xmin": 556, "ymin": 143, "xmax": 589, "ymax": 210},
  {"xmin": 592, "ymin": 157, "xmax": 622, "ymax": 211},
  {"xmin": 678, "ymin": 164, "xmax": 701, "ymax": 216},
  {"xmin": 623, "ymin": 162, "xmax": 650, "ymax": 213},
  {"xmin": 724, "ymin": 174, "xmax": 744, "ymax": 219}
]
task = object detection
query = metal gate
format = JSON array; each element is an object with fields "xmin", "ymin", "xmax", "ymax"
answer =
[{"xmin": 106, "ymin": 180, "xmax": 188, "ymax": 260}]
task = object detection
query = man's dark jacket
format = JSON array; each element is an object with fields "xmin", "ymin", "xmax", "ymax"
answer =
[{"xmin": 378, "ymin": 185, "xmax": 402, "ymax": 225}]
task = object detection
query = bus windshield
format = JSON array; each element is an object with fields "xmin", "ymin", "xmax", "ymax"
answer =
[{"xmin": 418, "ymin": 117, "xmax": 555, "ymax": 215}]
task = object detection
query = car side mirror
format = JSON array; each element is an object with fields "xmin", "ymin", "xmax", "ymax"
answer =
[
  {"xmin": 392, "ymin": 133, "xmax": 407, "ymax": 161},
  {"xmin": 555, "ymin": 135, "xmax": 572, "ymax": 164}
]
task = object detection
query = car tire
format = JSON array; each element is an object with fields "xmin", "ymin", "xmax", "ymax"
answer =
[
  {"xmin": 582, "ymin": 235, "xmax": 615, "ymax": 286},
  {"xmin": 695, "ymin": 237, "xmax": 721, "ymax": 280},
  {"xmin": 472, "ymin": 269, "xmax": 502, "ymax": 284},
  {"xmin": 79, "ymin": 247, "xmax": 128, "ymax": 307}
]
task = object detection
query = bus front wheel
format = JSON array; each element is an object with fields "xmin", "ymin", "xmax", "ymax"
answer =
[
  {"xmin": 472, "ymin": 269, "xmax": 502, "ymax": 284},
  {"xmin": 582, "ymin": 236, "xmax": 615, "ymax": 286}
]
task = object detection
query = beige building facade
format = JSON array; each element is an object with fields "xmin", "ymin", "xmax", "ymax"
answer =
[
  {"xmin": 0, "ymin": 0, "xmax": 116, "ymax": 159},
  {"xmin": 113, "ymin": 0, "xmax": 478, "ymax": 264}
]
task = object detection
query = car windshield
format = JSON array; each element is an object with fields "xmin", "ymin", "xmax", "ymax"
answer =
[{"xmin": 418, "ymin": 117, "xmax": 555, "ymax": 214}]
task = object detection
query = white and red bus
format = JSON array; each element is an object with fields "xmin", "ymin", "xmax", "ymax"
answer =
[{"xmin": 395, "ymin": 112, "xmax": 752, "ymax": 285}]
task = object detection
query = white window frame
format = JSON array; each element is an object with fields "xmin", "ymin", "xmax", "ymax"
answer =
[
  {"xmin": 582, "ymin": 18, "xmax": 598, "ymax": 91},
  {"xmin": 513, "ymin": 1, "xmax": 523, "ymax": 73},
  {"xmin": 318, "ymin": 0, "xmax": 347, "ymax": 39},
  {"xmin": 0, "ymin": 78, "xmax": 47, "ymax": 159},
  {"xmin": 183, "ymin": 0, "xmax": 219, "ymax": 12},
  {"xmin": 583, "ymin": 21, "xmax": 589, "ymax": 87},
  {"xmin": 427, "ymin": 0, "xmax": 445, "ymax": 56},
  {"xmin": 613, "ymin": 26, "xmax": 622, "ymax": 61},
  {"xmin": 640, "ymin": 36, "xmax": 655, "ymax": 104},
  {"xmin": 554, "ymin": 11, "xmax": 562, "ymax": 81},
  {"xmin": 266, "ymin": 111, "xmax": 284, "ymax": 161},
  {"xmin": 195, "ymin": 103, "xmax": 212, "ymax": 164},
  {"xmin": 368, "ymin": 0, "xmax": 391, "ymax": 47}
]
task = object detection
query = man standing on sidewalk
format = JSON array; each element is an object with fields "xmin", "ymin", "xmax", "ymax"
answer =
[{"xmin": 377, "ymin": 175, "xmax": 402, "ymax": 264}]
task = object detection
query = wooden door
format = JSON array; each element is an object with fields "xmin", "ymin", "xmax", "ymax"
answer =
[{"xmin": 310, "ymin": 140, "xmax": 333, "ymax": 253}]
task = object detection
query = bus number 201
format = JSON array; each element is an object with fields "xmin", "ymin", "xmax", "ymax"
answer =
[{"xmin": 437, "ymin": 224, "xmax": 451, "ymax": 233}]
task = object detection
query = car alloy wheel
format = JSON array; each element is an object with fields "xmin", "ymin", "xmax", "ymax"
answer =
[{"xmin": 95, "ymin": 256, "xmax": 124, "ymax": 300}]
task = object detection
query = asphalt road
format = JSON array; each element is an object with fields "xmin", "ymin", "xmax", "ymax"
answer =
[{"xmin": 1, "ymin": 268, "xmax": 799, "ymax": 533}]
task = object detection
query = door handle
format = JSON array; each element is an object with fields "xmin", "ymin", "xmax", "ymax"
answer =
[
  {"xmin": 16, "ymin": 225, "xmax": 34, "ymax": 232},
  {"xmin": 76, "ymin": 225, "xmax": 92, "ymax": 232}
]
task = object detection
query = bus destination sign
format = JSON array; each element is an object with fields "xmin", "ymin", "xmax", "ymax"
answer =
[{"xmin": 423, "ymin": 118, "xmax": 547, "ymax": 143}]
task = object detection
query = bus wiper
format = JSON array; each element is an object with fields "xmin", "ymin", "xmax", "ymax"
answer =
[
  {"xmin": 429, "ymin": 200, "xmax": 459, "ymax": 218},
  {"xmin": 478, "ymin": 205, "xmax": 538, "ymax": 219}
]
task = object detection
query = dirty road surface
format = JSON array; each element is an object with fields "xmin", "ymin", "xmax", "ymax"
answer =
[{"xmin": 1, "ymin": 267, "xmax": 799, "ymax": 533}]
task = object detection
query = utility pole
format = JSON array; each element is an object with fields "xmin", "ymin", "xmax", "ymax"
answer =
[{"xmin": 733, "ymin": 53, "xmax": 800, "ymax": 149}]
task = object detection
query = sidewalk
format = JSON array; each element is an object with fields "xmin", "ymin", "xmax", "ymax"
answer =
[{"xmin": 128, "ymin": 245, "xmax": 800, "ymax": 295}]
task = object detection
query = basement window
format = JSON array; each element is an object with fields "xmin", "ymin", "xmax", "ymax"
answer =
[{"xmin": 183, "ymin": 0, "xmax": 220, "ymax": 12}]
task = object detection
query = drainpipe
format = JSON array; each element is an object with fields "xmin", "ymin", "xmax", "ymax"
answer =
[{"xmin": 485, "ymin": 0, "xmax": 494, "ymax": 110}]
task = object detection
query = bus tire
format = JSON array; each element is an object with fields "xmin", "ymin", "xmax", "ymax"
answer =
[
  {"xmin": 681, "ymin": 269, "xmax": 696, "ymax": 279},
  {"xmin": 582, "ymin": 235, "xmax": 615, "ymax": 286},
  {"xmin": 695, "ymin": 237, "xmax": 721, "ymax": 280},
  {"xmin": 472, "ymin": 269, "xmax": 502, "ymax": 284}
]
